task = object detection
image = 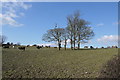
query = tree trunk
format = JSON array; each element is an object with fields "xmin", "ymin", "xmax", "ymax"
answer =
[
  {"xmin": 73, "ymin": 39, "xmax": 75, "ymax": 50},
  {"xmin": 58, "ymin": 43, "xmax": 61, "ymax": 50},
  {"xmin": 64, "ymin": 45, "xmax": 66, "ymax": 50},
  {"xmin": 73, "ymin": 25, "xmax": 76, "ymax": 50},
  {"xmin": 64, "ymin": 38, "xmax": 67, "ymax": 50},
  {"xmin": 58, "ymin": 40, "xmax": 61, "ymax": 51},
  {"xmin": 73, "ymin": 34, "xmax": 75, "ymax": 49},
  {"xmin": 70, "ymin": 39, "xmax": 73, "ymax": 50},
  {"xmin": 77, "ymin": 34, "xmax": 80, "ymax": 50},
  {"xmin": 78, "ymin": 42, "xmax": 80, "ymax": 50}
]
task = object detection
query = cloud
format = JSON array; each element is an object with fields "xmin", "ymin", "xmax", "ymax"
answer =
[
  {"xmin": 38, "ymin": 43, "xmax": 58, "ymax": 47},
  {"xmin": 1, "ymin": 13, "xmax": 24, "ymax": 26},
  {"xmin": 97, "ymin": 35, "xmax": 120, "ymax": 44},
  {"xmin": 1, "ymin": 2, "xmax": 32, "ymax": 27},
  {"xmin": 112, "ymin": 21, "xmax": 120, "ymax": 25},
  {"xmin": 96, "ymin": 23, "xmax": 104, "ymax": 27}
]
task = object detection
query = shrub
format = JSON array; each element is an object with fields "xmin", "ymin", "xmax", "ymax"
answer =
[{"xmin": 98, "ymin": 55, "xmax": 119, "ymax": 78}]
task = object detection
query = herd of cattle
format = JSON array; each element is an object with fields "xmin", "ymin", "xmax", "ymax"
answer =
[
  {"xmin": 2, "ymin": 44, "xmax": 118, "ymax": 51},
  {"xmin": 84, "ymin": 46, "xmax": 118, "ymax": 49},
  {"xmin": 2, "ymin": 44, "xmax": 52, "ymax": 51}
]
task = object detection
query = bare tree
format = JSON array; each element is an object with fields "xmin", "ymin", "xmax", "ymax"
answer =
[
  {"xmin": 67, "ymin": 16, "xmax": 74, "ymax": 50},
  {"xmin": 0, "ymin": 35, "xmax": 7, "ymax": 44},
  {"xmin": 42, "ymin": 11, "xmax": 94, "ymax": 50},
  {"xmin": 76, "ymin": 19, "xmax": 94, "ymax": 49},
  {"xmin": 42, "ymin": 25, "xmax": 65, "ymax": 50},
  {"xmin": 67, "ymin": 11, "xmax": 80, "ymax": 50},
  {"xmin": 61, "ymin": 28, "xmax": 69, "ymax": 50},
  {"xmin": 67, "ymin": 11, "xmax": 94, "ymax": 50}
]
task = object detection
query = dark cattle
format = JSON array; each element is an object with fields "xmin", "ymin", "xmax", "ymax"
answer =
[
  {"xmin": 36, "ymin": 46, "xmax": 42, "ymax": 49},
  {"xmin": 18, "ymin": 47, "xmax": 25, "ymax": 51},
  {"xmin": 2, "ymin": 44, "xmax": 10, "ymax": 49},
  {"xmin": 27, "ymin": 45, "xmax": 30, "ymax": 47},
  {"xmin": 84, "ymin": 46, "xmax": 88, "ymax": 48},
  {"xmin": 33, "ymin": 44, "xmax": 37, "ymax": 46},
  {"xmin": 75, "ymin": 47, "xmax": 78, "ymax": 49},
  {"xmin": 3, "ymin": 45, "xmax": 9, "ymax": 49},
  {"xmin": 112, "ymin": 46, "xmax": 118, "ymax": 48},
  {"xmin": 45, "ymin": 46, "xmax": 48, "ymax": 48},
  {"xmin": 54, "ymin": 47, "xmax": 57, "ymax": 48},
  {"xmin": 45, "ymin": 46, "xmax": 50, "ymax": 48},
  {"xmin": 90, "ymin": 46, "xmax": 94, "ymax": 49},
  {"xmin": 41, "ymin": 45, "xmax": 44, "ymax": 47},
  {"xmin": 101, "ymin": 47, "xmax": 104, "ymax": 48},
  {"xmin": 107, "ymin": 46, "xmax": 111, "ymax": 48}
]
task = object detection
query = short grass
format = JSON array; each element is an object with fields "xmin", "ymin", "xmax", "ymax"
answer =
[{"xmin": 2, "ymin": 47, "xmax": 118, "ymax": 78}]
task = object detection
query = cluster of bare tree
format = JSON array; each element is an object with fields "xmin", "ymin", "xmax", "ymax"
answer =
[{"xmin": 42, "ymin": 11, "xmax": 95, "ymax": 50}]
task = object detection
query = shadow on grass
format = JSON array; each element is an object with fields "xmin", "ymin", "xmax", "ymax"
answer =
[{"xmin": 98, "ymin": 55, "xmax": 119, "ymax": 78}]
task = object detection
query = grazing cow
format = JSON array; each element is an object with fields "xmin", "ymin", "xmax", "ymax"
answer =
[
  {"xmin": 2, "ymin": 44, "xmax": 10, "ymax": 49},
  {"xmin": 18, "ymin": 47, "xmax": 25, "ymax": 51},
  {"xmin": 27, "ymin": 45, "xmax": 30, "ymax": 47},
  {"xmin": 112, "ymin": 46, "xmax": 115, "ymax": 48},
  {"xmin": 84, "ymin": 46, "xmax": 88, "ymax": 48},
  {"xmin": 75, "ymin": 47, "xmax": 78, "ymax": 49},
  {"xmin": 112, "ymin": 46, "xmax": 118, "ymax": 48},
  {"xmin": 90, "ymin": 46, "xmax": 94, "ymax": 49},
  {"xmin": 12, "ymin": 46, "xmax": 15, "ymax": 48},
  {"xmin": 41, "ymin": 45, "xmax": 44, "ymax": 47},
  {"xmin": 48, "ymin": 46, "xmax": 50, "ymax": 48},
  {"xmin": 45, "ymin": 46, "xmax": 47, "ymax": 48},
  {"xmin": 33, "ymin": 44, "xmax": 37, "ymax": 47},
  {"xmin": 101, "ymin": 47, "xmax": 104, "ymax": 48},
  {"xmin": 45, "ymin": 46, "xmax": 50, "ymax": 48},
  {"xmin": 107, "ymin": 46, "xmax": 111, "ymax": 48},
  {"xmin": 36, "ymin": 46, "xmax": 42, "ymax": 49},
  {"xmin": 115, "ymin": 46, "xmax": 118, "ymax": 48},
  {"xmin": 3, "ymin": 45, "xmax": 9, "ymax": 49}
]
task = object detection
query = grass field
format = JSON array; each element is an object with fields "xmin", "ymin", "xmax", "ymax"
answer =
[{"xmin": 2, "ymin": 47, "xmax": 118, "ymax": 78}]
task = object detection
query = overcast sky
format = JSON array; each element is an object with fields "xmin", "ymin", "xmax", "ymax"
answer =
[{"xmin": 1, "ymin": 2, "xmax": 119, "ymax": 48}]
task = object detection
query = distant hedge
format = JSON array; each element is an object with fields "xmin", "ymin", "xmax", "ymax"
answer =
[{"xmin": 99, "ymin": 55, "xmax": 119, "ymax": 78}]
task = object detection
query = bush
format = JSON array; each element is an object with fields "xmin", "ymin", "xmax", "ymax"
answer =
[{"xmin": 99, "ymin": 55, "xmax": 119, "ymax": 78}]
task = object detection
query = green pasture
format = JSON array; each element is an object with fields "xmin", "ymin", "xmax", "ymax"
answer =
[{"xmin": 2, "ymin": 47, "xmax": 118, "ymax": 78}]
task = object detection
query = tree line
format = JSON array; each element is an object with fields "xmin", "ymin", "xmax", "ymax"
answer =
[{"xmin": 42, "ymin": 11, "xmax": 95, "ymax": 50}]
